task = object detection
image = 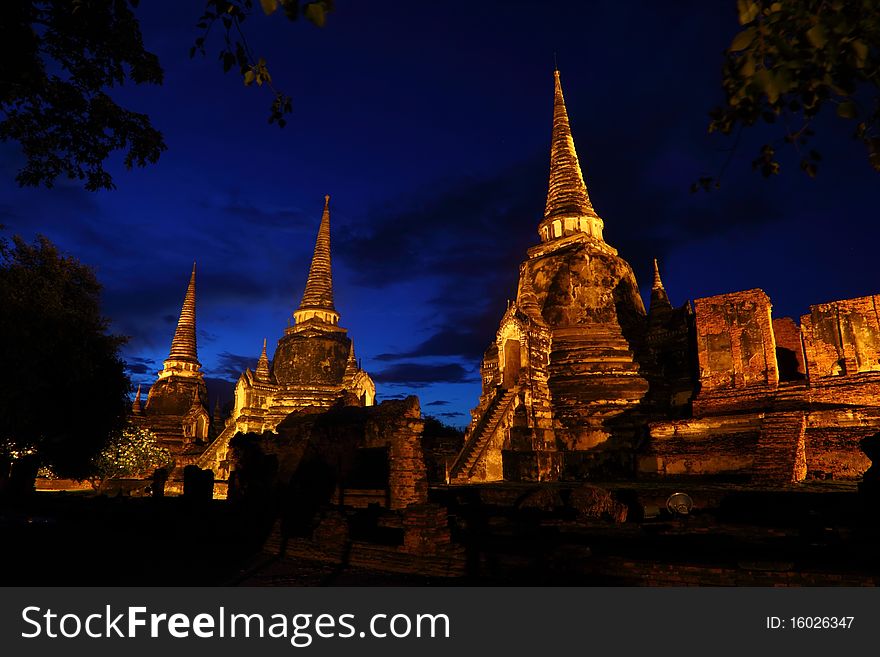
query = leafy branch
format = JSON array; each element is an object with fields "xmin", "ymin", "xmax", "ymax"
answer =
[
  {"xmin": 192, "ymin": 0, "xmax": 334, "ymax": 128},
  {"xmin": 697, "ymin": 0, "xmax": 880, "ymax": 190},
  {"xmin": 0, "ymin": 0, "xmax": 166, "ymax": 191}
]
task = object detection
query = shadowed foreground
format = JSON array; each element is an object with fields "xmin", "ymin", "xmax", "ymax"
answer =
[{"xmin": 3, "ymin": 481, "xmax": 880, "ymax": 587}]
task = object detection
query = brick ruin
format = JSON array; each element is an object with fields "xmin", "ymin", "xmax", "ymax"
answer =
[
  {"xmin": 452, "ymin": 69, "xmax": 879, "ymax": 486},
  {"xmin": 643, "ymin": 291, "xmax": 878, "ymax": 482},
  {"xmin": 231, "ymin": 396, "xmax": 465, "ymax": 576}
]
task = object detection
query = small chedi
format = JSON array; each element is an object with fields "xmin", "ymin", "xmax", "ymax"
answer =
[
  {"xmin": 451, "ymin": 69, "xmax": 879, "ymax": 486},
  {"xmin": 131, "ymin": 264, "xmax": 213, "ymax": 451},
  {"xmin": 199, "ymin": 195, "xmax": 375, "ymax": 476}
]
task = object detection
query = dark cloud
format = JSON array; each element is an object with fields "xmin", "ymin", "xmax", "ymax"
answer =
[
  {"xmin": 425, "ymin": 400, "xmax": 450, "ymax": 407},
  {"xmin": 124, "ymin": 356, "xmax": 157, "ymax": 375},
  {"xmin": 372, "ymin": 363, "xmax": 477, "ymax": 387},
  {"xmin": 207, "ymin": 352, "xmax": 258, "ymax": 381},
  {"xmin": 335, "ymin": 160, "xmax": 543, "ymax": 290},
  {"xmin": 200, "ymin": 196, "xmax": 313, "ymax": 232},
  {"xmin": 375, "ymin": 323, "xmax": 499, "ymax": 363},
  {"xmin": 436, "ymin": 411, "xmax": 466, "ymax": 419}
]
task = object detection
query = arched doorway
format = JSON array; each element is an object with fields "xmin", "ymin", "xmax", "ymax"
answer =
[{"xmin": 503, "ymin": 339, "xmax": 521, "ymax": 388}]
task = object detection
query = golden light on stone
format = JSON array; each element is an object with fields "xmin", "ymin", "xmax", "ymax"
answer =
[
  {"xmin": 132, "ymin": 69, "xmax": 876, "ymax": 494},
  {"xmin": 450, "ymin": 69, "xmax": 878, "ymax": 486},
  {"xmin": 136, "ymin": 195, "xmax": 375, "ymax": 482}
]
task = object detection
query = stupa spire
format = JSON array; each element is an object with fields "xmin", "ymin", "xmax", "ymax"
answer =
[
  {"xmin": 255, "ymin": 337, "xmax": 271, "ymax": 381},
  {"xmin": 650, "ymin": 258, "xmax": 672, "ymax": 311},
  {"xmin": 132, "ymin": 384, "xmax": 143, "ymax": 415},
  {"xmin": 166, "ymin": 263, "xmax": 200, "ymax": 367},
  {"xmin": 293, "ymin": 195, "xmax": 339, "ymax": 326},
  {"xmin": 539, "ymin": 70, "xmax": 604, "ymax": 243}
]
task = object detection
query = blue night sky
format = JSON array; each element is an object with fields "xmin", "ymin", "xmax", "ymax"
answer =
[{"xmin": 2, "ymin": 1, "xmax": 879, "ymax": 426}]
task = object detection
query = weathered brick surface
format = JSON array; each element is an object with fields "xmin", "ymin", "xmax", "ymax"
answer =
[
  {"xmin": 693, "ymin": 289, "xmax": 778, "ymax": 400},
  {"xmin": 752, "ymin": 411, "xmax": 806, "ymax": 483},
  {"xmin": 804, "ymin": 426, "xmax": 873, "ymax": 479},
  {"xmin": 772, "ymin": 316, "xmax": 806, "ymax": 380},
  {"xmin": 802, "ymin": 294, "xmax": 880, "ymax": 378},
  {"xmin": 644, "ymin": 290, "xmax": 880, "ymax": 483},
  {"xmin": 641, "ymin": 414, "xmax": 760, "ymax": 477}
]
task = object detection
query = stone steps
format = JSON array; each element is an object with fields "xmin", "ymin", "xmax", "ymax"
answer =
[
  {"xmin": 450, "ymin": 389, "xmax": 516, "ymax": 483},
  {"xmin": 752, "ymin": 410, "xmax": 806, "ymax": 484}
]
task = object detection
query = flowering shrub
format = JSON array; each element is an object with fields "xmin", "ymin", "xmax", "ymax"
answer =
[{"xmin": 91, "ymin": 425, "xmax": 173, "ymax": 490}]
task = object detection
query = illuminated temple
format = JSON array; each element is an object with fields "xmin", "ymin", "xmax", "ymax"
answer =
[
  {"xmin": 450, "ymin": 70, "xmax": 878, "ymax": 485},
  {"xmin": 137, "ymin": 71, "xmax": 877, "ymax": 490},
  {"xmin": 132, "ymin": 264, "xmax": 213, "ymax": 450},
  {"xmin": 197, "ymin": 195, "xmax": 375, "ymax": 475},
  {"xmin": 134, "ymin": 196, "xmax": 375, "ymax": 476}
]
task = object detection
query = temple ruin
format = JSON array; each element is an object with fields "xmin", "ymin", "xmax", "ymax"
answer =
[
  {"xmin": 198, "ymin": 195, "xmax": 375, "ymax": 477},
  {"xmin": 451, "ymin": 70, "xmax": 880, "ymax": 486},
  {"xmin": 132, "ymin": 264, "xmax": 213, "ymax": 453}
]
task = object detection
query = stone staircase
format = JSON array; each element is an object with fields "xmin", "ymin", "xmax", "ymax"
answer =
[
  {"xmin": 771, "ymin": 381, "xmax": 808, "ymax": 410},
  {"xmin": 196, "ymin": 422, "xmax": 237, "ymax": 474},
  {"xmin": 752, "ymin": 409, "xmax": 807, "ymax": 485},
  {"xmin": 449, "ymin": 387, "xmax": 517, "ymax": 484}
]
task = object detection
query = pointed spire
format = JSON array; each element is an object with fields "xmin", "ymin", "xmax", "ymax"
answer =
[
  {"xmin": 517, "ymin": 275, "xmax": 546, "ymax": 324},
  {"xmin": 293, "ymin": 195, "xmax": 339, "ymax": 325},
  {"xmin": 343, "ymin": 342, "xmax": 359, "ymax": 384},
  {"xmin": 255, "ymin": 337, "xmax": 271, "ymax": 381},
  {"xmin": 650, "ymin": 258, "xmax": 672, "ymax": 311},
  {"xmin": 167, "ymin": 263, "xmax": 199, "ymax": 364},
  {"xmin": 132, "ymin": 384, "xmax": 143, "ymax": 415},
  {"xmin": 544, "ymin": 70, "xmax": 597, "ymax": 223}
]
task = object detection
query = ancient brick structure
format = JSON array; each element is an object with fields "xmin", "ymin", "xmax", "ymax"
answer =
[
  {"xmin": 233, "ymin": 396, "xmax": 466, "ymax": 576},
  {"xmin": 134, "ymin": 265, "xmax": 212, "ymax": 453},
  {"xmin": 452, "ymin": 70, "xmax": 649, "ymax": 483},
  {"xmin": 642, "ymin": 260, "xmax": 695, "ymax": 416},
  {"xmin": 453, "ymin": 70, "xmax": 878, "ymax": 486},
  {"xmin": 199, "ymin": 196, "xmax": 375, "ymax": 477},
  {"xmin": 643, "ymin": 291, "xmax": 879, "ymax": 483}
]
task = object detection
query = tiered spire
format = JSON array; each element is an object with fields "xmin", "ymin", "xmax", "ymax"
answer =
[
  {"xmin": 650, "ymin": 258, "xmax": 672, "ymax": 312},
  {"xmin": 255, "ymin": 338, "xmax": 271, "ymax": 381},
  {"xmin": 343, "ymin": 342, "xmax": 359, "ymax": 384},
  {"xmin": 539, "ymin": 70, "xmax": 604, "ymax": 243},
  {"xmin": 293, "ymin": 195, "xmax": 340, "ymax": 326},
  {"xmin": 132, "ymin": 384, "xmax": 143, "ymax": 415},
  {"xmin": 544, "ymin": 70, "xmax": 598, "ymax": 222},
  {"xmin": 167, "ymin": 263, "xmax": 200, "ymax": 365}
]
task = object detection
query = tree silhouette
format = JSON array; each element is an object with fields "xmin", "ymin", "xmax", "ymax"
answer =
[
  {"xmin": 698, "ymin": 0, "xmax": 880, "ymax": 189},
  {"xmin": 1, "ymin": 1, "xmax": 332, "ymax": 191},
  {"xmin": 0, "ymin": 234, "xmax": 130, "ymax": 479}
]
